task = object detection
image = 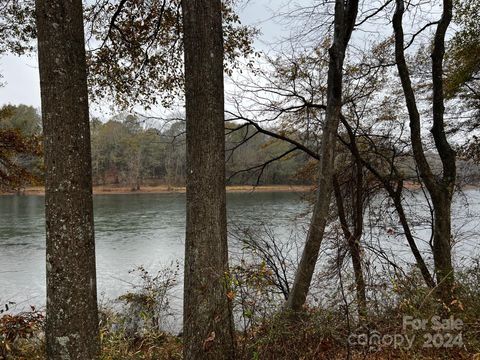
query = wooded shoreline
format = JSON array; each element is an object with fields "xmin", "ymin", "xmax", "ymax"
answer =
[
  {"xmin": 1, "ymin": 184, "xmax": 313, "ymax": 196},
  {"xmin": 3, "ymin": 182, "xmax": 479, "ymax": 196}
]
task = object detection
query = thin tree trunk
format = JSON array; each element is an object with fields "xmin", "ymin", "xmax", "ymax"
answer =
[
  {"xmin": 259, "ymin": 105, "xmax": 436, "ymax": 290},
  {"xmin": 391, "ymin": 186, "xmax": 437, "ymax": 288},
  {"xmin": 333, "ymin": 175, "xmax": 367, "ymax": 318},
  {"xmin": 340, "ymin": 112, "xmax": 435, "ymax": 297},
  {"xmin": 286, "ymin": 0, "xmax": 359, "ymax": 311},
  {"xmin": 35, "ymin": 0, "xmax": 100, "ymax": 358},
  {"xmin": 339, "ymin": 110, "xmax": 435, "ymax": 288},
  {"xmin": 393, "ymin": 0, "xmax": 455, "ymax": 305},
  {"xmin": 350, "ymin": 138, "xmax": 367, "ymax": 318},
  {"xmin": 357, "ymin": 159, "xmax": 435, "ymax": 288},
  {"xmin": 182, "ymin": 0, "xmax": 235, "ymax": 358}
]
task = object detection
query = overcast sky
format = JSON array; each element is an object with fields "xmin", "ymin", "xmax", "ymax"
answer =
[
  {"xmin": 0, "ymin": 0, "xmax": 437, "ymax": 115},
  {"xmin": 0, "ymin": 0, "xmax": 290, "ymax": 112}
]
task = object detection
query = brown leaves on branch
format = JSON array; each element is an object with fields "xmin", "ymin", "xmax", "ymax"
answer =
[
  {"xmin": 0, "ymin": 106, "xmax": 42, "ymax": 191},
  {"xmin": 0, "ymin": 0, "xmax": 257, "ymax": 109},
  {"xmin": 85, "ymin": 0, "xmax": 258, "ymax": 108},
  {"xmin": 0, "ymin": 307, "xmax": 44, "ymax": 358},
  {"xmin": 0, "ymin": 128, "xmax": 42, "ymax": 191}
]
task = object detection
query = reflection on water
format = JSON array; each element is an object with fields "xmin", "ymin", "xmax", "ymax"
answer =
[
  {"xmin": 0, "ymin": 192, "xmax": 308, "ymax": 309},
  {"xmin": 1, "ymin": 189, "xmax": 479, "ymax": 317}
]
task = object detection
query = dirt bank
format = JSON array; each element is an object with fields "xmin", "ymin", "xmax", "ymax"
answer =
[{"xmin": 2, "ymin": 185, "xmax": 312, "ymax": 196}]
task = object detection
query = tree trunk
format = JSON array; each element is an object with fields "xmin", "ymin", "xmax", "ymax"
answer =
[
  {"xmin": 393, "ymin": 0, "xmax": 455, "ymax": 305},
  {"xmin": 350, "ymin": 148, "xmax": 367, "ymax": 318},
  {"xmin": 430, "ymin": 0, "xmax": 456, "ymax": 305},
  {"xmin": 182, "ymin": 0, "xmax": 235, "ymax": 358},
  {"xmin": 35, "ymin": 0, "xmax": 100, "ymax": 358},
  {"xmin": 333, "ymin": 175, "xmax": 367, "ymax": 318},
  {"xmin": 392, "ymin": 187, "xmax": 437, "ymax": 288},
  {"xmin": 286, "ymin": 0, "xmax": 359, "ymax": 312},
  {"xmin": 349, "ymin": 235, "xmax": 367, "ymax": 317},
  {"xmin": 431, "ymin": 193, "xmax": 455, "ymax": 302},
  {"xmin": 337, "ymin": 114, "xmax": 436, "ymax": 289}
]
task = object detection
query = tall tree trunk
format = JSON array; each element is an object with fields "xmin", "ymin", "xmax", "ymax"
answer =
[
  {"xmin": 35, "ymin": 0, "xmax": 100, "ymax": 358},
  {"xmin": 286, "ymin": 0, "xmax": 359, "ymax": 311},
  {"xmin": 430, "ymin": 0, "xmax": 456, "ymax": 303},
  {"xmin": 393, "ymin": 0, "xmax": 455, "ymax": 305},
  {"xmin": 350, "ymin": 133, "xmax": 367, "ymax": 319},
  {"xmin": 182, "ymin": 1, "xmax": 235, "ymax": 358}
]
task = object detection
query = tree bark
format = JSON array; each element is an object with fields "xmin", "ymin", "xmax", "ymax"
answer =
[
  {"xmin": 431, "ymin": 193, "xmax": 455, "ymax": 301},
  {"xmin": 393, "ymin": 0, "xmax": 455, "ymax": 305},
  {"xmin": 182, "ymin": 0, "xmax": 235, "ymax": 358},
  {"xmin": 35, "ymin": 0, "xmax": 100, "ymax": 358},
  {"xmin": 286, "ymin": 0, "xmax": 359, "ymax": 312},
  {"xmin": 430, "ymin": 0, "xmax": 456, "ymax": 303},
  {"xmin": 333, "ymin": 174, "xmax": 367, "ymax": 318}
]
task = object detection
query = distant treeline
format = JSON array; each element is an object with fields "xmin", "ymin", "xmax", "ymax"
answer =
[
  {"xmin": 90, "ymin": 114, "xmax": 309, "ymax": 188},
  {"xmin": 0, "ymin": 105, "xmax": 309, "ymax": 189},
  {"xmin": 2, "ymin": 104, "xmax": 480, "ymax": 190}
]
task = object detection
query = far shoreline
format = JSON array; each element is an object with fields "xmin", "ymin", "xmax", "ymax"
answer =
[
  {"xmin": 1, "ymin": 184, "xmax": 313, "ymax": 196},
  {"xmin": 3, "ymin": 182, "xmax": 478, "ymax": 196}
]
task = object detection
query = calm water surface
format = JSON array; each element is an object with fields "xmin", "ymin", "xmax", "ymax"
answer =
[
  {"xmin": 0, "ymin": 192, "xmax": 308, "ymax": 309},
  {"xmin": 1, "ymin": 189, "xmax": 479, "ymax": 316}
]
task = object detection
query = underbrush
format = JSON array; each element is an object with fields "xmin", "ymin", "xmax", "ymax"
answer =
[
  {"xmin": 2, "ymin": 262, "xmax": 479, "ymax": 360},
  {"xmin": 0, "ymin": 306, "xmax": 44, "ymax": 359},
  {"xmin": 98, "ymin": 263, "xmax": 183, "ymax": 360},
  {"xmin": 237, "ymin": 262, "xmax": 480, "ymax": 360}
]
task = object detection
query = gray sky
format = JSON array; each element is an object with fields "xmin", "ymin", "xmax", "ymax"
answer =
[
  {"xmin": 0, "ymin": 0, "xmax": 435, "ymax": 113},
  {"xmin": 0, "ymin": 0, "xmax": 287, "ymax": 111},
  {"xmin": 0, "ymin": 50, "xmax": 41, "ymax": 108}
]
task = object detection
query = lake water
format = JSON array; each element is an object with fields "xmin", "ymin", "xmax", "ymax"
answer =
[
  {"xmin": 0, "ymin": 192, "xmax": 309, "ymax": 312},
  {"xmin": 1, "ymin": 189, "xmax": 479, "ymax": 320}
]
